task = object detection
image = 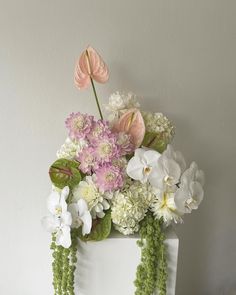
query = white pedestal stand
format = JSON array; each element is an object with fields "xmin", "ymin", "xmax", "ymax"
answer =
[{"xmin": 76, "ymin": 228, "xmax": 179, "ymax": 295}]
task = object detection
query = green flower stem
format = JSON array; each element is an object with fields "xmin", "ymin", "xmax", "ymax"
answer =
[
  {"xmin": 90, "ymin": 77, "xmax": 103, "ymax": 120},
  {"xmin": 134, "ymin": 213, "xmax": 167, "ymax": 295},
  {"xmin": 85, "ymin": 49, "xmax": 104, "ymax": 120}
]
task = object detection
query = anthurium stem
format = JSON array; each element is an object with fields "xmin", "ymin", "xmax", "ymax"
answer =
[
  {"xmin": 85, "ymin": 49, "xmax": 104, "ymax": 120},
  {"xmin": 90, "ymin": 77, "xmax": 103, "ymax": 120}
]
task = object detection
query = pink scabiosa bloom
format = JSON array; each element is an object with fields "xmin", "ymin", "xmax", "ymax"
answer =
[
  {"xmin": 65, "ymin": 112, "xmax": 94, "ymax": 140},
  {"xmin": 87, "ymin": 119, "xmax": 111, "ymax": 141},
  {"xmin": 77, "ymin": 146, "xmax": 98, "ymax": 174},
  {"xmin": 95, "ymin": 164, "xmax": 124, "ymax": 192},
  {"xmin": 116, "ymin": 132, "xmax": 134, "ymax": 156},
  {"xmin": 93, "ymin": 134, "xmax": 120, "ymax": 164}
]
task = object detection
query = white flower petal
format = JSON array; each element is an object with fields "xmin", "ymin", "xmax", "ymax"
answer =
[
  {"xmin": 95, "ymin": 203, "xmax": 103, "ymax": 213},
  {"xmin": 61, "ymin": 212, "xmax": 72, "ymax": 226},
  {"xmin": 143, "ymin": 150, "xmax": 161, "ymax": 166},
  {"xmin": 68, "ymin": 203, "xmax": 80, "ymax": 228},
  {"xmin": 102, "ymin": 199, "xmax": 110, "ymax": 210},
  {"xmin": 164, "ymin": 145, "xmax": 186, "ymax": 173},
  {"xmin": 174, "ymin": 187, "xmax": 190, "ymax": 214},
  {"xmin": 96, "ymin": 211, "xmax": 105, "ymax": 218},
  {"xmin": 56, "ymin": 225, "xmax": 71, "ymax": 248},
  {"xmin": 126, "ymin": 156, "xmax": 145, "ymax": 182},
  {"xmin": 61, "ymin": 186, "xmax": 70, "ymax": 200},
  {"xmin": 60, "ymin": 195, "xmax": 68, "ymax": 214},
  {"xmin": 77, "ymin": 199, "xmax": 88, "ymax": 216},
  {"xmin": 196, "ymin": 169, "xmax": 205, "ymax": 186},
  {"xmin": 190, "ymin": 181, "xmax": 204, "ymax": 208},
  {"xmin": 81, "ymin": 211, "xmax": 92, "ymax": 235},
  {"xmin": 47, "ymin": 191, "xmax": 60, "ymax": 215},
  {"xmin": 134, "ymin": 148, "xmax": 146, "ymax": 159},
  {"xmin": 41, "ymin": 215, "xmax": 59, "ymax": 233}
]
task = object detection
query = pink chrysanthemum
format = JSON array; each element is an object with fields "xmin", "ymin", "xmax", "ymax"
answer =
[
  {"xmin": 77, "ymin": 146, "xmax": 98, "ymax": 174},
  {"xmin": 93, "ymin": 134, "xmax": 120, "ymax": 164},
  {"xmin": 95, "ymin": 164, "xmax": 124, "ymax": 192},
  {"xmin": 87, "ymin": 119, "xmax": 111, "ymax": 141},
  {"xmin": 65, "ymin": 112, "xmax": 94, "ymax": 140}
]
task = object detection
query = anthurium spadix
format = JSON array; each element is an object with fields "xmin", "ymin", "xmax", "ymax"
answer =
[{"xmin": 42, "ymin": 186, "xmax": 72, "ymax": 248}]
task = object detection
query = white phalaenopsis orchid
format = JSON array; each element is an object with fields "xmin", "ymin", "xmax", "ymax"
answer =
[
  {"xmin": 149, "ymin": 153, "xmax": 182, "ymax": 190},
  {"xmin": 42, "ymin": 186, "xmax": 72, "ymax": 248},
  {"xmin": 127, "ymin": 145, "xmax": 205, "ymax": 225},
  {"xmin": 126, "ymin": 148, "xmax": 161, "ymax": 183},
  {"xmin": 68, "ymin": 199, "xmax": 92, "ymax": 236},
  {"xmin": 175, "ymin": 162, "xmax": 205, "ymax": 214},
  {"xmin": 163, "ymin": 145, "xmax": 186, "ymax": 173}
]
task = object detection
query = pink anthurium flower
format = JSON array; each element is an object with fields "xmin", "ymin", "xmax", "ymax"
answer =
[
  {"xmin": 113, "ymin": 108, "xmax": 145, "ymax": 148},
  {"xmin": 74, "ymin": 46, "xmax": 109, "ymax": 90}
]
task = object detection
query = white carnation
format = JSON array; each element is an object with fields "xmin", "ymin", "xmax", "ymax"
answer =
[
  {"xmin": 56, "ymin": 137, "xmax": 87, "ymax": 160},
  {"xmin": 111, "ymin": 181, "xmax": 154, "ymax": 235},
  {"xmin": 105, "ymin": 91, "xmax": 140, "ymax": 121}
]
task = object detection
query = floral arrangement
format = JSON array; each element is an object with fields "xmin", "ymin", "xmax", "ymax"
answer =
[{"xmin": 42, "ymin": 46, "xmax": 205, "ymax": 295}]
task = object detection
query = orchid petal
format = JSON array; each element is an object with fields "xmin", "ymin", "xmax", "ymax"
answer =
[
  {"xmin": 61, "ymin": 212, "xmax": 72, "ymax": 227},
  {"xmin": 164, "ymin": 145, "xmax": 186, "ymax": 172},
  {"xmin": 47, "ymin": 191, "xmax": 60, "ymax": 215},
  {"xmin": 190, "ymin": 181, "xmax": 204, "ymax": 208},
  {"xmin": 56, "ymin": 225, "xmax": 71, "ymax": 248},
  {"xmin": 143, "ymin": 150, "xmax": 161, "ymax": 166},
  {"xmin": 80, "ymin": 211, "xmax": 92, "ymax": 235},
  {"xmin": 174, "ymin": 187, "xmax": 190, "ymax": 214},
  {"xmin": 41, "ymin": 216, "xmax": 59, "ymax": 233},
  {"xmin": 126, "ymin": 156, "xmax": 146, "ymax": 182}
]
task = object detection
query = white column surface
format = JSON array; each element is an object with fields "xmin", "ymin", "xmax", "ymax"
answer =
[{"xmin": 77, "ymin": 228, "xmax": 179, "ymax": 295}]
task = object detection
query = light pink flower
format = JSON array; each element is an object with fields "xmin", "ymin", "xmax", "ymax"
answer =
[
  {"xmin": 74, "ymin": 46, "xmax": 109, "ymax": 90},
  {"xmin": 93, "ymin": 134, "xmax": 120, "ymax": 164},
  {"xmin": 116, "ymin": 132, "xmax": 134, "ymax": 156},
  {"xmin": 87, "ymin": 119, "xmax": 111, "ymax": 141},
  {"xmin": 77, "ymin": 146, "xmax": 98, "ymax": 174},
  {"xmin": 65, "ymin": 112, "xmax": 94, "ymax": 140},
  {"xmin": 112, "ymin": 108, "xmax": 145, "ymax": 148},
  {"xmin": 95, "ymin": 164, "xmax": 124, "ymax": 192}
]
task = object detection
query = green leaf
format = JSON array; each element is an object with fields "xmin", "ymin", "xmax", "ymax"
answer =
[
  {"xmin": 49, "ymin": 158, "xmax": 81, "ymax": 189},
  {"xmin": 142, "ymin": 132, "xmax": 168, "ymax": 153},
  {"xmin": 79, "ymin": 211, "xmax": 111, "ymax": 242}
]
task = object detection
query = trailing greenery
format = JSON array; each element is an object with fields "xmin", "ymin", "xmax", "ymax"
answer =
[
  {"xmin": 134, "ymin": 213, "xmax": 168, "ymax": 295},
  {"xmin": 51, "ymin": 229, "xmax": 79, "ymax": 295}
]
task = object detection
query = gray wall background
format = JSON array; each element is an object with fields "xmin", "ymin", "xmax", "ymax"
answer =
[{"xmin": 0, "ymin": 1, "xmax": 235, "ymax": 294}]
